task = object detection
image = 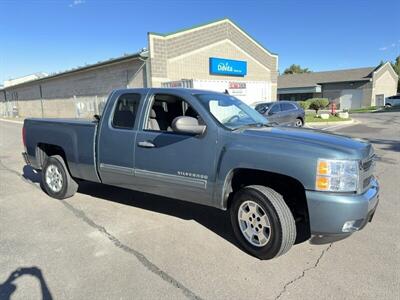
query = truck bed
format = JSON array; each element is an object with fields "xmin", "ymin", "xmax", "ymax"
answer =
[{"xmin": 24, "ymin": 118, "xmax": 100, "ymax": 183}]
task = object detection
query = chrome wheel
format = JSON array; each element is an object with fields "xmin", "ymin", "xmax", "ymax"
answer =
[
  {"xmin": 237, "ymin": 200, "xmax": 271, "ymax": 247},
  {"xmin": 295, "ymin": 119, "xmax": 303, "ymax": 127},
  {"xmin": 45, "ymin": 164, "xmax": 63, "ymax": 193}
]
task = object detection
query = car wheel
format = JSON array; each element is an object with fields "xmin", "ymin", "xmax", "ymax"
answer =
[
  {"xmin": 42, "ymin": 155, "xmax": 78, "ymax": 199},
  {"xmin": 385, "ymin": 104, "xmax": 391, "ymax": 108},
  {"xmin": 295, "ymin": 118, "xmax": 303, "ymax": 127},
  {"xmin": 230, "ymin": 185, "xmax": 296, "ymax": 260}
]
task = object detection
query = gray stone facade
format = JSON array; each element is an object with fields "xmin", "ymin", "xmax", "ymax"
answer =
[
  {"xmin": 0, "ymin": 57, "xmax": 146, "ymax": 118},
  {"xmin": 149, "ymin": 19, "xmax": 278, "ymax": 100}
]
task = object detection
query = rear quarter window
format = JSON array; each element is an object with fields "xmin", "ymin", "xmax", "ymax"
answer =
[{"xmin": 112, "ymin": 93, "xmax": 141, "ymax": 129}]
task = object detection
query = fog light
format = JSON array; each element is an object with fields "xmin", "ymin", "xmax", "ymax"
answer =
[{"xmin": 342, "ymin": 220, "xmax": 358, "ymax": 232}]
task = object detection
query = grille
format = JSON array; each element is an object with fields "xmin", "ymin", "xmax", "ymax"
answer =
[
  {"xmin": 362, "ymin": 157, "xmax": 374, "ymax": 171},
  {"xmin": 360, "ymin": 154, "xmax": 375, "ymax": 192},
  {"xmin": 363, "ymin": 176, "xmax": 373, "ymax": 189}
]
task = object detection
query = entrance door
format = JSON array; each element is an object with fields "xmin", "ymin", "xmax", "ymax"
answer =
[
  {"xmin": 375, "ymin": 94, "xmax": 385, "ymax": 106},
  {"xmin": 340, "ymin": 89, "xmax": 363, "ymax": 109}
]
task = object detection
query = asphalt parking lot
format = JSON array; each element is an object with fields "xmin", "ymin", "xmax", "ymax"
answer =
[{"xmin": 0, "ymin": 111, "xmax": 399, "ymax": 300}]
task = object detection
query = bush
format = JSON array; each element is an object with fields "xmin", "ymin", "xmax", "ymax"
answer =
[
  {"xmin": 298, "ymin": 101, "xmax": 310, "ymax": 110},
  {"xmin": 308, "ymin": 98, "xmax": 329, "ymax": 114}
]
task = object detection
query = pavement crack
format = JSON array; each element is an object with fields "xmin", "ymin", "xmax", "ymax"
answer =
[
  {"xmin": 61, "ymin": 200, "xmax": 203, "ymax": 300},
  {"xmin": 0, "ymin": 158, "xmax": 42, "ymax": 189},
  {"xmin": 0, "ymin": 158, "xmax": 22, "ymax": 177},
  {"xmin": 0, "ymin": 159, "xmax": 202, "ymax": 299},
  {"xmin": 274, "ymin": 244, "xmax": 333, "ymax": 300}
]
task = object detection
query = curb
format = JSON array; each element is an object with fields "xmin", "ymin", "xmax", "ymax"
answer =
[
  {"xmin": 306, "ymin": 119, "xmax": 355, "ymax": 126},
  {"xmin": 0, "ymin": 118, "xmax": 24, "ymax": 124}
]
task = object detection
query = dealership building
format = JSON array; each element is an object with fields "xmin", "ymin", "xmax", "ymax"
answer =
[{"xmin": 0, "ymin": 18, "xmax": 278, "ymax": 118}]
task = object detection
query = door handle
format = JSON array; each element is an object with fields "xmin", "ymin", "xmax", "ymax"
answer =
[{"xmin": 138, "ymin": 141, "xmax": 156, "ymax": 148}]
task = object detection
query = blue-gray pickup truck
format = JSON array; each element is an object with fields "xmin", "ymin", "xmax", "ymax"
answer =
[{"xmin": 22, "ymin": 88, "xmax": 379, "ymax": 259}]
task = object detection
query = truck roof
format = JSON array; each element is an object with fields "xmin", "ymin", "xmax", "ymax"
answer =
[{"xmin": 113, "ymin": 87, "xmax": 224, "ymax": 96}]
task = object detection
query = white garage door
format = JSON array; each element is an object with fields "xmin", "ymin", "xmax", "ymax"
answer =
[{"xmin": 340, "ymin": 89, "xmax": 363, "ymax": 109}]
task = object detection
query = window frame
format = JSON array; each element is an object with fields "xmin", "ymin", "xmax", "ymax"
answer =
[{"xmin": 142, "ymin": 93, "xmax": 206, "ymax": 136}]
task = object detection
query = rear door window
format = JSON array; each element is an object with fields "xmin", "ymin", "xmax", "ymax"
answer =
[
  {"xmin": 112, "ymin": 93, "xmax": 141, "ymax": 129},
  {"xmin": 280, "ymin": 103, "xmax": 296, "ymax": 111}
]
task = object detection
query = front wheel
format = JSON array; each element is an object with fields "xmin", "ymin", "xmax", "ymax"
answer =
[
  {"xmin": 294, "ymin": 118, "xmax": 304, "ymax": 127},
  {"xmin": 42, "ymin": 155, "xmax": 78, "ymax": 199},
  {"xmin": 230, "ymin": 185, "xmax": 296, "ymax": 260}
]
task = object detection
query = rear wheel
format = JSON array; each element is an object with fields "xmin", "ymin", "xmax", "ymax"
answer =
[
  {"xmin": 385, "ymin": 104, "xmax": 391, "ymax": 108},
  {"xmin": 295, "ymin": 118, "xmax": 303, "ymax": 127},
  {"xmin": 230, "ymin": 185, "xmax": 296, "ymax": 260},
  {"xmin": 42, "ymin": 155, "xmax": 78, "ymax": 199}
]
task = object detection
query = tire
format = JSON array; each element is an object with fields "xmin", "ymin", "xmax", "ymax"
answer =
[
  {"xmin": 230, "ymin": 185, "xmax": 296, "ymax": 260},
  {"xmin": 42, "ymin": 155, "xmax": 78, "ymax": 199},
  {"xmin": 385, "ymin": 104, "xmax": 391, "ymax": 108},
  {"xmin": 294, "ymin": 118, "xmax": 303, "ymax": 127}
]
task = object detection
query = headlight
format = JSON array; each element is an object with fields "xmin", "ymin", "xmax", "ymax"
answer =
[{"xmin": 316, "ymin": 159, "xmax": 359, "ymax": 192}]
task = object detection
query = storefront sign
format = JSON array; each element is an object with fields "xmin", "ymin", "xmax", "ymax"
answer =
[
  {"xmin": 228, "ymin": 82, "xmax": 247, "ymax": 96},
  {"xmin": 209, "ymin": 57, "xmax": 247, "ymax": 76}
]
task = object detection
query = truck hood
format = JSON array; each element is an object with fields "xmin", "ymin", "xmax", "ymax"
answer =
[{"xmin": 241, "ymin": 126, "xmax": 373, "ymax": 159}]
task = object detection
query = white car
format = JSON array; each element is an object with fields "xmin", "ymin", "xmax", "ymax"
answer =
[{"xmin": 385, "ymin": 95, "xmax": 400, "ymax": 107}]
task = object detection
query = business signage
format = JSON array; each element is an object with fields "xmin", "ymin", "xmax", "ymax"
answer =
[
  {"xmin": 209, "ymin": 57, "xmax": 247, "ymax": 77},
  {"xmin": 228, "ymin": 82, "xmax": 247, "ymax": 96}
]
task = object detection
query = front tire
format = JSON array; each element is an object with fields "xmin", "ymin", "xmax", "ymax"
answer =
[
  {"xmin": 230, "ymin": 185, "xmax": 296, "ymax": 260},
  {"xmin": 42, "ymin": 155, "xmax": 78, "ymax": 199},
  {"xmin": 295, "ymin": 118, "xmax": 304, "ymax": 127}
]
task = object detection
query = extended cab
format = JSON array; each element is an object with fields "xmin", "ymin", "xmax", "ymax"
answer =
[{"xmin": 22, "ymin": 88, "xmax": 379, "ymax": 259}]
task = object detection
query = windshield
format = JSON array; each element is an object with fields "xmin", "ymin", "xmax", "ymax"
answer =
[{"xmin": 195, "ymin": 93, "xmax": 268, "ymax": 130}]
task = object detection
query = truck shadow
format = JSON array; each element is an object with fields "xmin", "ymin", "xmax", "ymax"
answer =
[
  {"xmin": 366, "ymin": 138, "xmax": 400, "ymax": 153},
  {"xmin": 22, "ymin": 165, "xmax": 309, "ymax": 249},
  {"xmin": 77, "ymin": 180, "xmax": 240, "ymax": 245},
  {"xmin": 0, "ymin": 266, "xmax": 53, "ymax": 300}
]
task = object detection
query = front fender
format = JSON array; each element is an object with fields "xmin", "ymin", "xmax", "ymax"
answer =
[{"xmin": 214, "ymin": 143, "xmax": 318, "ymax": 209}]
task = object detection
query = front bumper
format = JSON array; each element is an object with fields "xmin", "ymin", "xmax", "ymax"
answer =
[{"xmin": 306, "ymin": 178, "xmax": 379, "ymax": 236}]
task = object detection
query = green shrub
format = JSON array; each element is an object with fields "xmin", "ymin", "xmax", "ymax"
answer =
[
  {"xmin": 298, "ymin": 101, "xmax": 310, "ymax": 110},
  {"xmin": 308, "ymin": 98, "xmax": 329, "ymax": 114}
]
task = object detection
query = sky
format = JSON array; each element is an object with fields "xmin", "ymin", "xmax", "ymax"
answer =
[{"xmin": 0, "ymin": 0, "xmax": 399, "ymax": 83}]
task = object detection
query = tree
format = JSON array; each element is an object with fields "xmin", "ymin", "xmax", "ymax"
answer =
[
  {"xmin": 298, "ymin": 101, "xmax": 310, "ymax": 110},
  {"xmin": 283, "ymin": 64, "xmax": 312, "ymax": 75},
  {"xmin": 391, "ymin": 56, "xmax": 400, "ymax": 93},
  {"xmin": 308, "ymin": 98, "xmax": 329, "ymax": 114}
]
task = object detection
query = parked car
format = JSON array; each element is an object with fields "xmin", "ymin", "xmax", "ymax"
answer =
[
  {"xmin": 22, "ymin": 88, "xmax": 379, "ymax": 260},
  {"xmin": 253, "ymin": 100, "xmax": 305, "ymax": 127},
  {"xmin": 385, "ymin": 95, "xmax": 400, "ymax": 107}
]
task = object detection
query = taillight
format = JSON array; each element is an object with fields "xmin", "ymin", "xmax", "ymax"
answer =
[{"xmin": 22, "ymin": 126, "xmax": 26, "ymax": 147}]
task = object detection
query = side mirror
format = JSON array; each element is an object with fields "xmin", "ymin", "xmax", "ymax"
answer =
[
  {"xmin": 268, "ymin": 110, "xmax": 275, "ymax": 115},
  {"xmin": 172, "ymin": 116, "xmax": 206, "ymax": 135},
  {"xmin": 259, "ymin": 108, "xmax": 267, "ymax": 114}
]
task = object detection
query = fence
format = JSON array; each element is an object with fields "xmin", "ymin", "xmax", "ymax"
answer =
[{"xmin": 0, "ymin": 95, "xmax": 108, "ymax": 119}]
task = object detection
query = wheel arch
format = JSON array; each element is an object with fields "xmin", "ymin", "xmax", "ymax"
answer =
[
  {"xmin": 222, "ymin": 168, "xmax": 311, "ymax": 242},
  {"xmin": 36, "ymin": 143, "xmax": 69, "ymax": 171}
]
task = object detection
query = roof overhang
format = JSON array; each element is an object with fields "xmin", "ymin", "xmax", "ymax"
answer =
[
  {"xmin": 2, "ymin": 52, "xmax": 146, "ymax": 90},
  {"xmin": 277, "ymin": 85, "xmax": 321, "ymax": 94}
]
